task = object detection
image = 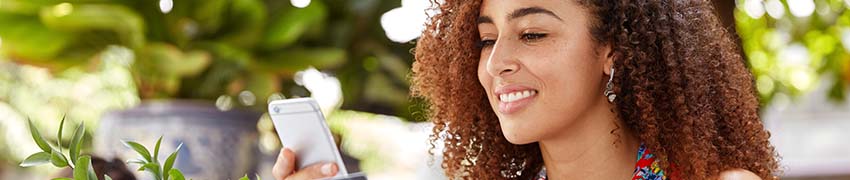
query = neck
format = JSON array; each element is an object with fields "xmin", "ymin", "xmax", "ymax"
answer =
[{"xmin": 538, "ymin": 100, "xmax": 640, "ymax": 180}]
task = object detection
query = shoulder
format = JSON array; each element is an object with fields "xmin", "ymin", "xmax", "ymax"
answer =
[{"xmin": 718, "ymin": 169, "xmax": 762, "ymax": 180}]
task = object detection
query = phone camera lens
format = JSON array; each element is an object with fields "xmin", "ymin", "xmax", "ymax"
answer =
[{"xmin": 273, "ymin": 106, "xmax": 281, "ymax": 113}]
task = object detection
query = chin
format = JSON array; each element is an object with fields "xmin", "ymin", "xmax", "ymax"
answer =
[
  {"xmin": 503, "ymin": 133, "xmax": 536, "ymax": 145},
  {"xmin": 499, "ymin": 120, "xmax": 538, "ymax": 145}
]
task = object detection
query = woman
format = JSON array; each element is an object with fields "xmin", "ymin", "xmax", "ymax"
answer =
[{"xmin": 273, "ymin": 0, "xmax": 780, "ymax": 179}]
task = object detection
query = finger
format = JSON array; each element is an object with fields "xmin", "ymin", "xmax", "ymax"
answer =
[
  {"xmin": 284, "ymin": 162, "xmax": 338, "ymax": 180},
  {"xmin": 272, "ymin": 148, "xmax": 297, "ymax": 180}
]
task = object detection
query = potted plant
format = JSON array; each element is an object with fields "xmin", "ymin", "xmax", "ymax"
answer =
[{"xmin": 19, "ymin": 116, "xmax": 262, "ymax": 180}]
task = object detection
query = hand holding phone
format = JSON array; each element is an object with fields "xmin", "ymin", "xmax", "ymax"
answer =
[{"xmin": 268, "ymin": 98, "xmax": 348, "ymax": 177}]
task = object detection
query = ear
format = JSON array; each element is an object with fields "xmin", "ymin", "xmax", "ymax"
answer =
[{"xmin": 599, "ymin": 44, "xmax": 616, "ymax": 75}]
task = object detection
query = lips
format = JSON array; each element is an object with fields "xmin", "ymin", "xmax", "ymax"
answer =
[{"xmin": 494, "ymin": 85, "xmax": 539, "ymax": 114}]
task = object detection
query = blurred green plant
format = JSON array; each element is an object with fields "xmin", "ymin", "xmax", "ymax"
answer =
[
  {"xmin": 0, "ymin": 0, "xmax": 344, "ymax": 109},
  {"xmin": 3, "ymin": 0, "xmax": 420, "ymax": 177},
  {"xmin": 736, "ymin": 0, "xmax": 850, "ymax": 105},
  {"xmin": 0, "ymin": 0, "xmax": 417, "ymax": 119},
  {"xmin": 0, "ymin": 59, "xmax": 138, "ymax": 171}
]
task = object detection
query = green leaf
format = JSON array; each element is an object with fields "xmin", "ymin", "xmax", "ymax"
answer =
[
  {"xmin": 57, "ymin": 115, "xmax": 65, "ymax": 153},
  {"xmin": 138, "ymin": 163, "xmax": 162, "ymax": 180},
  {"xmin": 122, "ymin": 141, "xmax": 152, "ymax": 163},
  {"xmin": 50, "ymin": 149, "xmax": 69, "ymax": 167},
  {"xmin": 69, "ymin": 122, "xmax": 85, "ymax": 166},
  {"xmin": 0, "ymin": 13, "xmax": 74, "ymax": 64},
  {"xmin": 0, "ymin": 0, "xmax": 61, "ymax": 14},
  {"xmin": 168, "ymin": 169, "xmax": 185, "ymax": 180},
  {"xmin": 73, "ymin": 155, "xmax": 92, "ymax": 180},
  {"xmin": 19, "ymin": 152, "xmax": 51, "ymax": 167},
  {"xmin": 162, "ymin": 143, "xmax": 182, "ymax": 180},
  {"xmin": 153, "ymin": 136, "xmax": 163, "ymax": 164},
  {"xmin": 143, "ymin": 43, "xmax": 211, "ymax": 77},
  {"xmin": 52, "ymin": 178, "xmax": 74, "ymax": 180},
  {"xmin": 39, "ymin": 4, "xmax": 146, "ymax": 49},
  {"xmin": 103, "ymin": 175, "xmax": 112, "ymax": 180},
  {"xmin": 256, "ymin": 48, "xmax": 347, "ymax": 72},
  {"xmin": 27, "ymin": 119, "xmax": 53, "ymax": 153},
  {"xmin": 192, "ymin": 0, "xmax": 228, "ymax": 33},
  {"xmin": 87, "ymin": 161, "xmax": 98, "ymax": 180},
  {"xmin": 261, "ymin": 0, "xmax": 327, "ymax": 49},
  {"xmin": 215, "ymin": 0, "xmax": 267, "ymax": 48},
  {"xmin": 126, "ymin": 159, "xmax": 146, "ymax": 165}
]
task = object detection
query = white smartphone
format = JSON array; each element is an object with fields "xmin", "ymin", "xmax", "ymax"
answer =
[{"xmin": 268, "ymin": 98, "xmax": 349, "ymax": 177}]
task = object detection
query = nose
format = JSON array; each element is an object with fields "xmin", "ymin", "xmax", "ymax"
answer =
[{"xmin": 485, "ymin": 38, "xmax": 520, "ymax": 77}]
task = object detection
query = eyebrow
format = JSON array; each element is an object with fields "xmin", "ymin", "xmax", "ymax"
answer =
[{"xmin": 477, "ymin": 6, "xmax": 563, "ymax": 24}]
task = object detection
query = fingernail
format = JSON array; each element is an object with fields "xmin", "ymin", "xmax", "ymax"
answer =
[
  {"xmin": 277, "ymin": 149, "xmax": 288, "ymax": 162},
  {"xmin": 321, "ymin": 163, "xmax": 334, "ymax": 176}
]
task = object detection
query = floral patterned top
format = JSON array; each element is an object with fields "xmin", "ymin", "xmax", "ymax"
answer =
[{"xmin": 534, "ymin": 144, "xmax": 668, "ymax": 180}]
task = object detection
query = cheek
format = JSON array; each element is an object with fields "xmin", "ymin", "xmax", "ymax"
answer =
[
  {"xmin": 530, "ymin": 48, "xmax": 597, "ymax": 87},
  {"xmin": 528, "ymin": 44, "xmax": 602, "ymax": 109},
  {"xmin": 539, "ymin": 58, "xmax": 595, "ymax": 88},
  {"xmin": 477, "ymin": 58, "xmax": 492, "ymax": 93}
]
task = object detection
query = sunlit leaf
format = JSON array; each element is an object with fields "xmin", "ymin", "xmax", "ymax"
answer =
[
  {"xmin": 27, "ymin": 119, "xmax": 53, "ymax": 153},
  {"xmin": 122, "ymin": 141, "xmax": 152, "ymax": 163},
  {"xmin": 19, "ymin": 152, "xmax": 51, "ymax": 167},
  {"xmin": 39, "ymin": 4, "xmax": 145, "ymax": 49},
  {"xmin": 162, "ymin": 143, "xmax": 182, "ymax": 180},
  {"xmin": 73, "ymin": 155, "xmax": 92, "ymax": 180},
  {"xmin": 0, "ymin": 0, "xmax": 61, "ymax": 14},
  {"xmin": 153, "ymin": 136, "xmax": 163, "ymax": 164},
  {"xmin": 138, "ymin": 163, "xmax": 162, "ymax": 180},
  {"xmin": 57, "ymin": 115, "xmax": 65, "ymax": 153},
  {"xmin": 69, "ymin": 122, "xmax": 85, "ymax": 166},
  {"xmin": 127, "ymin": 159, "xmax": 146, "ymax": 165},
  {"xmin": 50, "ymin": 149, "xmax": 69, "ymax": 167},
  {"xmin": 0, "ymin": 12, "xmax": 73, "ymax": 63},
  {"xmin": 143, "ymin": 43, "xmax": 211, "ymax": 77},
  {"xmin": 168, "ymin": 169, "xmax": 185, "ymax": 180}
]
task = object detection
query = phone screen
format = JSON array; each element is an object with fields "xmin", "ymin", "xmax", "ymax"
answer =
[{"xmin": 269, "ymin": 98, "xmax": 349, "ymax": 177}]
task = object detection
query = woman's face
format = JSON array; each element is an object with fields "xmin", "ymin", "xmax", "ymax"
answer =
[{"xmin": 477, "ymin": 0, "xmax": 612, "ymax": 144}]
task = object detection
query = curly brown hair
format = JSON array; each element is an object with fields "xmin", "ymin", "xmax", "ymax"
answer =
[{"xmin": 411, "ymin": 0, "xmax": 780, "ymax": 179}]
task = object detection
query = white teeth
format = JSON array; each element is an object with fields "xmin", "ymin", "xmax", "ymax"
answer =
[{"xmin": 499, "ymin": 90, "xmax": 537, "ymax": 103}]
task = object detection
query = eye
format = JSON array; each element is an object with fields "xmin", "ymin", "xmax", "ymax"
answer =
[
  {"xmin": 477, "ymin": 38, "xmax": 497, "ymax": 48},
  {"xmin": 521, "ymin": 33, "xmax": 547, "ymax": 41}
]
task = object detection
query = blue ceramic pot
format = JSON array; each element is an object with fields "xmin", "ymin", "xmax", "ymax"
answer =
[{"xmin": 94, "ymin": 100, "xmax": 261, "ymax": 180}]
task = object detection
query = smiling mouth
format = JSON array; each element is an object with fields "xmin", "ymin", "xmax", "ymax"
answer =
[{"xmin": 498, "ymin": 90, "xmax": 538, "ymax": 103}]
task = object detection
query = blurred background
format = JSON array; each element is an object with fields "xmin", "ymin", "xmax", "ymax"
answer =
[{"xmin": 0, "ymin": 0, "xmax": 848, "ymax": 179}]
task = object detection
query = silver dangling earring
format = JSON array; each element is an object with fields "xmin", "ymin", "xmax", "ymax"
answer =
[{"xmin": 604, "ymin": 67, "xmax": 617, "ymax": 103}]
